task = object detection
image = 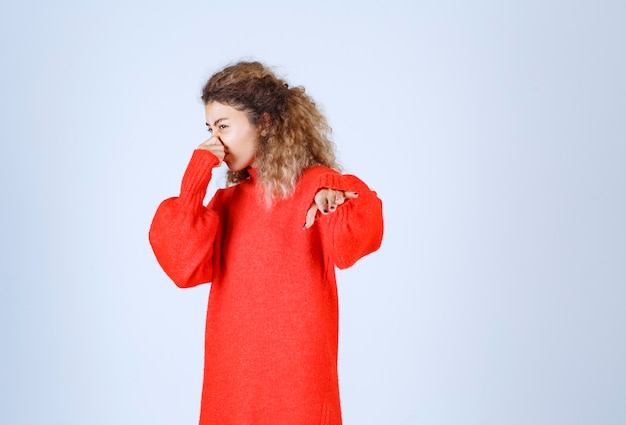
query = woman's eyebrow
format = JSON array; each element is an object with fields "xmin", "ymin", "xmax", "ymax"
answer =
[{"xmin": 205, "ymin": 117, "xmax": 229, "ymax": 127}]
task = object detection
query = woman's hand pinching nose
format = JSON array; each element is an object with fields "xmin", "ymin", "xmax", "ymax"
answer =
[
  {"xmin": 302, "ymin": 189, "xmax": 359, "ymax": 229},
  {"xmin": 198, "ymin": 136, "xmax": 225, "ymax": 166}
]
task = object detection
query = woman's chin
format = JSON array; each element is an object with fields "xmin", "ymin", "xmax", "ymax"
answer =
[
  {"xmin": 225, "ymin": 161, "xmax": 244, "ymax": 172},
  {"xmin": 226, "ymin": 158, "xmax": 256, "ymax": 172}
]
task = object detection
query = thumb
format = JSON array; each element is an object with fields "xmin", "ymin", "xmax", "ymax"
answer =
[{"xmin": 302, "ymin": 203, "xmax": 318, "ymax": 229}]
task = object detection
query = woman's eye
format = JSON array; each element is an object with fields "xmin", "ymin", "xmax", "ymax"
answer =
[
  {"xmin": 219, "ymin": 124, "xmax": 228, "ymax": 130},
  {"xmin": 207, "ymin": 128, "xmax": 213, "ymax": 133}
]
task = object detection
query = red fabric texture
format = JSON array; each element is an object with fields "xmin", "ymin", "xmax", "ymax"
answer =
[{"xmin": 149, "ymin": 149, "xmax": 383, "ymax": 425}]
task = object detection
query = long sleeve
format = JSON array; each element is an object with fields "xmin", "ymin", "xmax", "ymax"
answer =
[
  {"xmin": 304, "ymin": 168, "xmax": 384, "ymax": 269},
  {"xmin": 149, "ymin": 149, "xmax": 222, "ymax": 288}
]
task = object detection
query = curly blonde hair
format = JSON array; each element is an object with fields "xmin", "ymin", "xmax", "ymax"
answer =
[{"xmin": 201, "ymin": 61, "xmax": 340, "ymax": 202}]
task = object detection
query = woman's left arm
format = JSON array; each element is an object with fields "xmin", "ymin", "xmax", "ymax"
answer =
[{"xmin": 304, "ymin": 173, "xmax": 384, "ymax": 269}]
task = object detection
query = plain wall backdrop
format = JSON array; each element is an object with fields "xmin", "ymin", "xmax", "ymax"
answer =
[{"xmin": 1, "ymin": 1, "xmax": 625, "ymax": 424}]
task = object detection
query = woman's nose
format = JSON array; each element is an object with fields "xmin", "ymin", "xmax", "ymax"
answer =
[{"xmin": 212, "ymin": 132, "xmax": 224, "ymax": 144}]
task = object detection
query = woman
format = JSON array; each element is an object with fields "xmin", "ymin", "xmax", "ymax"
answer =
[{"xmin": 149, "ymin": 61, "xmax": 383, "ymax": 424}]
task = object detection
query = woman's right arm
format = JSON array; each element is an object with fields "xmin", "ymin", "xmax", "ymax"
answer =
[{"xmin": 149, "ymin": 149, "xmax": 222, "ymax": 288}]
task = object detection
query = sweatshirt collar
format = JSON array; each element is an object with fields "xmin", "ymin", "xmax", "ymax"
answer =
[{"xmin": 247, "ymin": 167, "xmax": 258, "ymax": 181}]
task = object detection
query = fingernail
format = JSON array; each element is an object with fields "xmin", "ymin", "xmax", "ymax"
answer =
[
  {"xmin": 302, "ymin": 222, "xmax": 307, "ymax": 229},
  {"xmin": 330, "ymin": 206, "xmax": 336, "ymax": 211},
  {"xmin": 323, "ymin": 209, "xmax": 328, "ymax": 214}
]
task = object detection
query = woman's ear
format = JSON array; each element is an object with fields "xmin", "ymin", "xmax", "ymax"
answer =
[{"xmin": 259, "ymin": 112, "xmax": 271, "ymax": 136}]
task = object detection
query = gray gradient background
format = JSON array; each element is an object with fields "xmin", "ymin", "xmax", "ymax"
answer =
[{"xmin": 2, "ymin": 1, "xmax": 625, "ymax": 424}]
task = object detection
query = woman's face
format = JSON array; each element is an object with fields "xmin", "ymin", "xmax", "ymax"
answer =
[{"xmin": 205, "ymin": 101, "xmax": 260, "ymax": 171}]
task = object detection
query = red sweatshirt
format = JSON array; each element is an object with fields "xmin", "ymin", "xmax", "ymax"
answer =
[{"xmin": 149, "ymin": 149, "xmax": 383, "ymax": 425}]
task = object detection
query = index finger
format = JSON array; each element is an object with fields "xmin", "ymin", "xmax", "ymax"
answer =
[{"xmin": 199, "ymin": 136, "xmax": 223, "ymax": 148}]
